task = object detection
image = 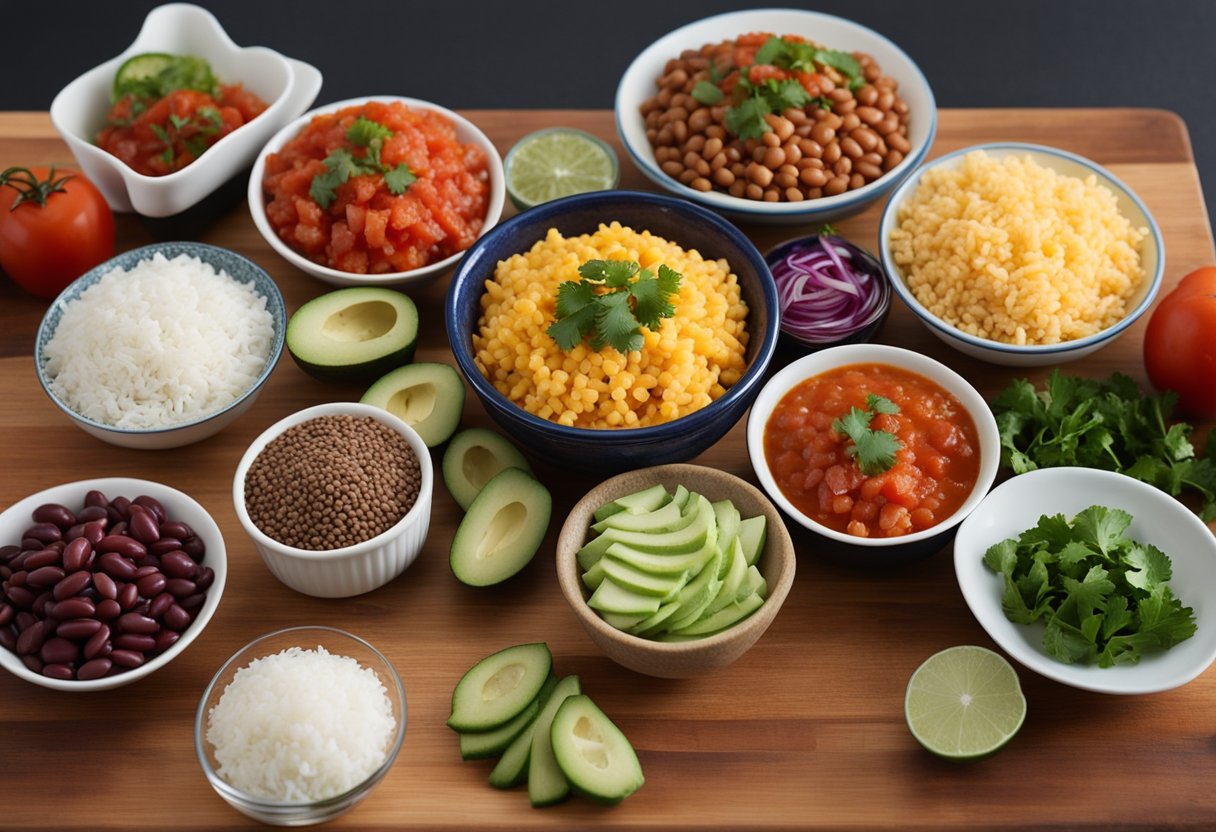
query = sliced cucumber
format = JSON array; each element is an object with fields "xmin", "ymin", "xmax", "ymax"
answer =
[
  {"xmin": 442, "ymin": 428, "xmax": 531, "ymax": 510},
  {"xmin": 459, "ymin": 674, "xmax": 556, "ymax": 760},
  {"xmin": 599, "ymin": 557, "xmax": 689, "ymax": 599},
  {"xmin": 362, "ymin": 362, "xmax": 465, "ymax": 447},
  {"xmin": 670, "ymin": 591, "xmax": 765, "ymax": 637},
  {"xmin": 550, "ymin": 695, "xmax": 644, "ymax": 804},
  {"xmin": 450, "ymin": 467, "xmax": 552, "ymax": 587},
  {"xmin": 287, "ymin": 287, "xmax": 419, "ymax": 382},
  {"xmin": 591, "ymin": 494, "xmax": 687, "ymax": 534},
  {"xmin": 447, "ymin": 643, "xmax": 552, "ymax": 732},
  {"xmin": 587, "ymin": 578, "xmax": 662, "ymax": 616},
  {"xmin": 592, "ymin": 483, "xmax": 670, "ymax": 523},
  {"xmin": 737, "ymin": 514, "xmax": 767, "ymax": 567},
  {"xmin": 576, "ymin": 494, "xmax": 714, "ymax": 569},
  {"xmin": 528, "ymin": 676, "xmax": 582, "ymax": 807}
]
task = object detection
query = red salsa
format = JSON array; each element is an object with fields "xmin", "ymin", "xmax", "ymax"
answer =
[{"xmin": 763, "ymin": 363, "xmax": 980, "ymax": 538}]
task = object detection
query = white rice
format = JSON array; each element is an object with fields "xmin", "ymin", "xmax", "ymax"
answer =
[
  {"xmin": 42, "ymin": 252, "xmax": 274, "ymax": 429},
  {"xmin": 206, "ymin": 645, "xmax": 397, "ymax": 803}
]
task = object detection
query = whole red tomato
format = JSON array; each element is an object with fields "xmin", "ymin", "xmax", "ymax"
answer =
[
  {"xmin": 1143, "ymin": 266, "xmax": 1216, "ymax": 417},
  {"xmin": 0, "ymin": 166, "xmax": 115, "ymax": 299}
]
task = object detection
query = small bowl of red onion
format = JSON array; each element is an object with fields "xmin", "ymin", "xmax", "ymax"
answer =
[{"xmin": 765, "ymin": 235, "xmax": 891, "ymax": 351}]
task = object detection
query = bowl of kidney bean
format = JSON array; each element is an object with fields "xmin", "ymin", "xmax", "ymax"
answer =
[
  {"xmin": 0, "ymin": 477, "xmax": 225, "ymax": 690},
  {"xmin": 615, "ymin": 8, "xmax": 936, "ymax": 225}
]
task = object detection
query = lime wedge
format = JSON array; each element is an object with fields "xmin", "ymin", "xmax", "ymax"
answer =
[
  {"xmin": 904, "ymin": 645, "xmax": 1026, "ymax": 760},
  {"xmin": 505, "ymin": 128, "xmax": 619, "ymax": 210}
]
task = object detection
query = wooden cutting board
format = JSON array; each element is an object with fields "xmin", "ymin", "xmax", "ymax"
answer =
[{"xmin": 0, "ymin": 109, "xmax": 1213, "ymax": 831}]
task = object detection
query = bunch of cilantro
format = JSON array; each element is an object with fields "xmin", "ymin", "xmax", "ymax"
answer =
[
  {"xmin": 992, "ymin": 370, "xmax": 1216, "ymax": 521},
  {"xmin": 983, "ymin": 505, "xmax": 1196, "ymax": 667},
  {"xmin": 547, "ymin": 259, "xmax": 681, "ymax": 354}
]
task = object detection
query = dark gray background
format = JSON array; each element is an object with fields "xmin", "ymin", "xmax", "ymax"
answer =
[{"xmin": 3, "ymin": 0, "xmax": 1213, "ymax": 227}]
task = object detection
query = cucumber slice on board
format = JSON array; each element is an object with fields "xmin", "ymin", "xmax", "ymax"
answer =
[
  {"xmin": 287, "ymin": 287, "xmax": 419, "ymax": 382},
  {"xmin": 528, "ymin": 676, "xmax": 582, "ymax": 807},
  {"xmin": 442, "ymin": 428, "xmax": 531, "ymax": 510},
  {"xmin": 550, "ymin": 694, "xmax": 644, "ymax": 804},
  {"xmin": 450, "ymin": 467, "xmax": 552, "ymax": 587},
  {"xmin": 447, "ymin": 643, "xmax": 552, "ymax": 732},
  {"xmin": 489, "ymin": 675, "xmax": 577, "ymax": 789},
  {"xmin": 361, "ymin": 362, "xmax": 465, "ymax": 447},
  {"xmin": 459, "ymin": 675, "xmax": 557, "ymax": 760}
]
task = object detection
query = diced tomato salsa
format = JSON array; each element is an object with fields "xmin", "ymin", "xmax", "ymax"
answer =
[
  {"xmin": 96, "ymin": 85, "xmax": 267, "ymax": 177},
  {"xmin": 261, "ymin": 100, "xmax": 490, "ymax": 275},
  {"xmin": 763, "ymin": 363, "xmax": 981, "ymax": 538}
]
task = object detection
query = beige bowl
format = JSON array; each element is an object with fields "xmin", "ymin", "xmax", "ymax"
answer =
[{"xmin": 555, "ymin": 464, "xmax": 795, "ymax": 678}]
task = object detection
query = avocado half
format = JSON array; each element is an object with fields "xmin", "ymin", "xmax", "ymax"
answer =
[{"xmin": 286, "ymin": 287, "xmax": 419, "ymax": 382}]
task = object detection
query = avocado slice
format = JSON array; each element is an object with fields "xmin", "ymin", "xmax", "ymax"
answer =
[
  {"xmin": 442, "ymin": 428, "xmax": 531, "ymax": 511},
  {"xmin": 447, "ymin": 643, "xmax": 553, "ymax": 733},
  {"xmin": 450, "ymin": 467, "xmax": 552, "ymax": 587},
  {"xmin": 458, "ymin": 674, "xmax": 557, "ymax": 760},
  {"xmin": 550, "ymin": 695, "xmax": 644, "ymax": 804},
  {"xmin": 361, "ymin": 362, "xmax": 465, "ymax": 447},
  {"xmin": 286, "ymin": 287, "xmax": 418, "ymax": 381},
  {"xmin": 591, "ymin": 483, "xmax": 672, "ymax": 523}
]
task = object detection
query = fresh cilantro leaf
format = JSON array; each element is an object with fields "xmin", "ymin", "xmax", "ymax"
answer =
[
  {"xmin": 813, "ymin": 48, "xmax": 863, "ymax": 82},
  {"xmin": 866, "ymin": 394, "xmax": 899, "ymax": 416},
  {"xmin": 1071, "ymin": 505, "xmax": 1132, "ymax": 558},
  {"xmin": 198, "ymin": 106, "xmax": 223, "ymax": 129},
  {"xmin": 594, "ymin": 291, "xmax": 643, "ymax": 353},
  {"xmin": 167, "ymin": 113, "xmax": 190, "ymax": 130},
  {"xmin": 347, "ymin": 116, "xmax": 392, "ymax": 147},
  {"xmin": 809, "ymin": 95, "xmax": 834, "ymax": 111},
  {"xmin": 547, "ymin": 260, "xmax": 682, "ymax": 354},
  {"xmin": 753, "ymin": 36, "xmax": 789, "ymax": 67},
  {"xmin": 983, "ymin": 538, "xmax": 1019, "ymax": 575},
  {"xmin": 766, "ymin": 78, "xmax": 811, "ymax": 112},
  {"xmin": 580, "ymin": 258, "xmax": 639, "ymax": 288},
  {"xmin": 383, "ymin": 163, "xmax": 417, "ymax": 195},
  {"xmin": 149, "ymin": 123, "xmax": 171, "ymax": 145},
  {"xmin": 691, "ymin": 80, "xmax": 725, "ymax": 105},
  {"xmin": 630, "ymin": 266, "xmax": 679, "ymax": 329},
  {"xmin": 832, "ymin": 397, "xmax": 902, "ymax": 476},
  {"xmin": 724, "ymin": 95, "xmax": 772, "ymax": 141},
  {"xmin": 1123, "ymin": 542, "xmax": 1173, "ymax": 591}
]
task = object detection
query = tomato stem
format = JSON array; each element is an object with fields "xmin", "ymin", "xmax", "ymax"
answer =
[{"xmin": 0, "ymin": 166, "xmax": 75, "ymax": 210}]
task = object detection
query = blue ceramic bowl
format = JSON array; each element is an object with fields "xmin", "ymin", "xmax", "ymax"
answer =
[
  {"xmin": 36, "ymin": 242, "xmax": 286, "ymax": 449},
  {"xmin": 445, "ymin": 190, "xmax": 779, "ymax": 472}
]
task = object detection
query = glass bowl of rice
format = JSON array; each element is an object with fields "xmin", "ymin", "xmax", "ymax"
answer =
[
  {"xmin": 194, "ymin": 626, "xmax": 406, "ymax": 826},
  {"xmin": 34, "ymin": 241, "xmax": 286, "ymax": 449}
]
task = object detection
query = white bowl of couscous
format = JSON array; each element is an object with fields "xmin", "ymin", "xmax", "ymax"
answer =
[{"xmin": 878, "ymin": 143, "xmax": 1163, "ymax": 366}]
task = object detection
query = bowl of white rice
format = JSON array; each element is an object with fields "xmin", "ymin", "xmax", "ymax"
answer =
[
  {"xmin": 195, "ymin": 626, "xmax": 406, "ymax": 825},
  {"xmin": 35, "ymin": 242, "xmax": 286, "ymax": 449}
]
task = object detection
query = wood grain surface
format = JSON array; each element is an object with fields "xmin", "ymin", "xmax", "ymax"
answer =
[{"xmin": 1, "ymin": 109, "xmax": 1213, "ymax": 831}]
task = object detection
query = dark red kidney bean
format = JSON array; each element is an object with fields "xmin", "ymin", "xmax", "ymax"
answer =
[
  {"xmin": 22, "ymin": 523, "xmax": 63, "ymax": 544},
  {"xmin": 0, "ymin": 626, "xmax": 17, "ymax": 651},
  {"xmin": 7, "ymin": 569, "xmax": 28, "ymax": 587},
  {"xmin": 0, "ymin": 603, "xmax": 12, "ymax": 627},
  {"xmin": 128, "ymin": 506, "xmax": 160, "ymax": 545},
  {"xmin": 97, "ymin": 535, "xmax": 146, "ymax": 561},
  {"xmin": 42, "ymin": 663, "xmax": 74, "ymax": 680},
  {"xmin": 92, "ymin": 572, "xmax": 117, "ymax": 601},
  {"xmin": 117, "ymin": 583, "xmax": 139, "ymax": 611},
  {"xmin": 65, "ymin": 524, "xmax": 86, "ymax": 541},
  {"xmin": 149, "ymin": 538, "xmax": 183, "ymax": 557},
  {"xmin": 195, "ymin": 567, "xmax": 215, "ymax": 592},
  {"xmin": 32, "ymin": 504, "xmax": 75, "ymax": 528},
  {"xmin": 179, "ymin": 593, "xmax": 205, "ymax": 612},
  {"xmin": 164, "ymin": 604, "xmax": 192, "ymax": 632},
  {"xmin": 109, "ymin": 496, "xmax": 131, "ymax": 519},
  {"xmin": 15, "ymin": 611, "xmax": 35, "ymax": 631},
  {"xmin": 21, "ymin": 538, "xmax": 43, "ymax": 552},
  {"xmin": 98, "ymin": 553, "xmax": 137, "ymax": 582},
  {"xmin": 81, "ymin": 522, "xmax": 106, "ymax": 546},
  {"xmin": 114, "ymin": 633, "xmax": 156, "ymax": 652},
  {"xmin": 141, "ymin": 554, "xmax": 161, "ymax": 570},
  {"xmin": 22, "ymin": 655, "xmax": 43, "ymax": 674},
  {"xmin": 159, "ymin": 551, "xmax": 196, "ymax": 579},
  {"xmin": 53, "ymin": 571, "xmax": 91, "ymax": 601},
  {"xmin": 77, "ymin": 657, "xmax": 113, "ymax": 680},
  {"xmin": 133, "ymin": 495, "xmax": 167, "ymax": 524},
  {"xmin": 136, "ymin": 573, "xmax": 166, "ymax": 599},
  {"xmin": 108, "ymin": 520, "xmax": 128, "ymax": 537},
  {"xmin": 40, "ymin": 637, "xmax": 80, "ymax": 665},
  {"xmin": 160, "ymin": 521, "xmax": 192, "ymax": 540},
  {"xmin": 117, "ymin": 612, "xmax": 158, "ymax": 635},
  {"xmin": 48, "ymin": 541, "xmax": 65, "ymax": 553},
  {"xmin": 76, "ymin": 504, "xmax": 108, "ymax": 523},
  {"xmin": 0, "ymin": 566, "xmax": 9, "ymax": 580},
  {"xmin": 83, "ymin": 625, "xmax": 111, "ymax": 659},
  {"xmin": 149, "ymin": 592, "xmax": 174, "ymax": 620},
  {"xmin": 5, "ymin": 585, "xmax": 35, "ymax": 608},
  {"xmin": 33, "ymin": 590, "xmax": 53, "ymax": 616},
  {"xmin": 28, "ymin": 566, "xmax": 66, "ymax": 588},
  {"xmin": 165, "ymin": 578, "xmax": 196, "ymax": 598},
  {"xmin": 56, "ymin": 618, "xmax": 102, "ymax": 640},
  {"xmin": 95, "ymin": 599, "xmax": 121, "ymax": 620},
  {"xmin": 109, "ymin": 649, "xmax": 143, "ymax": 669},
  {"xmin": 154, "ymin": 629, "xmax": 180, "ymax": 652},
  {"xmin": 62, "ymin": 538, "xmax": 92, "ymax": 573},
  {"xmin": 23, "ymin": 549, "xmax": 61, "ymax": 570},
  {"xmin": 49, "ymin": 597, "xmax": 95, "ymax": 620},
  {"xmin": 181, "ymin": 536, "xmax": 205, "ymax": 561},
  {"xmin": 84, "ymin": 490, "xmax": 108, "ymax": 509},
  {"xmin": 134, "ymin": 565, "xmax": 160, "ymax": 579},
  {"xmin": 0, "ymin": 544, "xmax": 20, "ymax": 563},
  {"xmin": 16, "ymin": 621, "xmax": 47, "ymax": 655}
]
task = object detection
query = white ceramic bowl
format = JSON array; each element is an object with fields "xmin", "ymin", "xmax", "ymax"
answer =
[
  {"xmin": 249, "ymin": 95, "xmax": 506, "ymax": 288},
  {"xmin": 34, "ymin": 241, "xmax": 286, "ymax": 450},
  {"xmin": 0, "ymin": 477, "xmax": 227, "ymax": 691},
  {"xmin": 49, "ymin": 3, "xmax": 322, "ymax": 217},
  {"xmin": 615, "ymin": 8, "xmax": 936, "ymax": 225},
  {"xmin": 232, "ymin": 403, "xmax": 433, "ymax": 598},
  {"xmin": 954, "ymin": 467, "xmax": 1216, "ymax": 694},
  {"xmin": 746, "ymin": 343, "xmax": 1000, "ymax": 562},
  {"xmin": 878, "ymin": 142, "xmax": 1165, "ymax": 366}
]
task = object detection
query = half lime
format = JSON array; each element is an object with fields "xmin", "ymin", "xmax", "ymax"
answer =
[
  {"xmin": 904, "ymin": 645, "xmax": 1026, "ymax": 760},
  {"xmin": 504, "ymin": 128, "xmax": 619, "ymax": 211}
]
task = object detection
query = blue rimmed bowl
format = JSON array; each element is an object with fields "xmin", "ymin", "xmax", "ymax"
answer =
[
  {"xmin": 35, "ymin": 242, "xmax": 286, "ymax": 450},
  {"xmin": 614, "ymin": 8, "xmax": 936, "ymax": 226},
  {"xmin": 445, "ymin": 190, "xmax": 779, "ymax": 472},
  {"xmin": 879, "ymin": 142, "xmax": 1164, "ymax": 367}
]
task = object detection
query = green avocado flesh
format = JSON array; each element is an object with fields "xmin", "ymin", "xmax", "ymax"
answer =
[
  {"xmin": 447, "ymin": 643, "xmax": 553, "ymax": 733},
  {"xmin": 286, "ymin": 287, "xmax": 418, "ymax": 381},
  {"xmin": 550, "ymin": 694, "xmax": 644, "ymax": 804},
  {"xmin": 450, "ymin": 467, "xmax": 552, "ymax": 587},
  {"xmin": 361, "ymin": 362, "xmax": 465, "ymax": 447},
  {"xmin": 442, "ymin": 428, "xmax": 532, "ymax": 510}
]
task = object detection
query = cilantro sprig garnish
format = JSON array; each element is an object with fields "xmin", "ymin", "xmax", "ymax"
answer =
[
  {"xmin": 832, "ymin": 393, "xmax": 903, "ymax": 476},
  {"xmin": 983, "ymin": 505, "xmax": 1196, "ymax": 667},
  {"xmin": 547, "ymin": 259, "xmax": 682, "ymax": 354},
  {"xmin": 992, "ymin": 370, "xmax": 1216, "ymax": 521},
  {"xmin": 310, "ymin": 115, "xmax": 417, "ymax": 209}
]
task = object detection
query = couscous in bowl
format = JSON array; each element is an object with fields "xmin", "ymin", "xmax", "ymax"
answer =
[{"xmin": 445, "ymin": 190, "xmax": 779, "ymax": 472}]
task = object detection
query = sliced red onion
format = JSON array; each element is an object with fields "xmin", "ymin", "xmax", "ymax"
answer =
[{"xmin": 770, "ymin": 235, "xmax": 889, "ymax": 345}]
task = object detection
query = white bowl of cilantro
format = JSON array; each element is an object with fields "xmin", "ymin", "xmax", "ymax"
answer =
[
  {"xmin": 615, "ymin": 9, "xmax": 936, "ymax": 225},
  {"xmin": 954, "ymin": 467, "xmax": 1216, "ymax": 695}
]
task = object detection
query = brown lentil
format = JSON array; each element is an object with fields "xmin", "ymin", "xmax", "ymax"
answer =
[{"xmin": 244, "ymin": 415, "xmax": 421, "ymax": 551}]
